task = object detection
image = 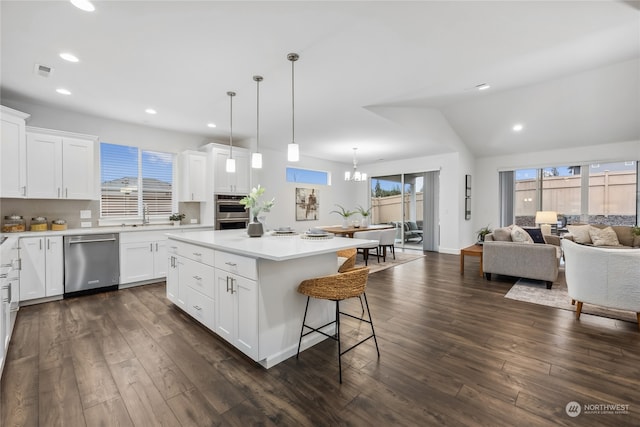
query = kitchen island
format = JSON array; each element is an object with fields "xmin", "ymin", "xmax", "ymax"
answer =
[{"xmin": 165, "ymin": 229, "xmax": 373, "ymax": 368}]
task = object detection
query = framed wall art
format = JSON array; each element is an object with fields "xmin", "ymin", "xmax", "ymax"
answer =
[
  {"xmin": 296, "ymin": 187, "xmax": 319, "ymax": 221},
  {"xmin": 465, "ymin": 174, "xmax": 471, "ymax": 220}
]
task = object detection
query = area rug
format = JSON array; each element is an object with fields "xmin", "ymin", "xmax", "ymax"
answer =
[
  {"xmin": 354, "ymin": 250, "xmax": 424, "ymax": 274},
  {"xmin": 505, "ymin": 278, "xmax": 638, "ymax": 323}
]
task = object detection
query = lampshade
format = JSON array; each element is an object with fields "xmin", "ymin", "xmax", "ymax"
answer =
[
  {"xmin": 535, "ymin": 211, "xmax": 557, "ymax": 225},
  {"xmin": 251, "ymin": 152, "xmax": 262, "ymax": 169},
  {"xmin": 226, "ymin": 158, "xmax": 236, "ymax": 173},
  {"xmin": 287, "ymin": 142, "xmax": 299, "ymax": 162}
]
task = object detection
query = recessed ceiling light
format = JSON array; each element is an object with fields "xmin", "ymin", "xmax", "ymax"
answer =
[
  {"xmin": 56, "ymin": 88, "xmax": 71, "ymax": 95},
  {"xmin": 207, "ymin": 123, "xmax": 217, "ymax": 128},
  {"xmin": 70, "ymin": 0, "xmax": 95, "ymax": 12},
  {"xmin": 512, "ymin": 123, "xmax": 524, "ymax": 132},
  {"xmin": 59, "ymin": 52, "xmax": 79, "ymax": 63},
  {"xmin": 476, "ymin": 83, "xmax": 491, "ymax": 91},
  {"xmin": 145, "ymin": 108, "xmax": 157, "ymax": 115}
]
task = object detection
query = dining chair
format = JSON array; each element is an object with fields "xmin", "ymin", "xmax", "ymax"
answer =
[{"xmin": 353, "ymin": 230, "xmax": 381, "ymax": 266}]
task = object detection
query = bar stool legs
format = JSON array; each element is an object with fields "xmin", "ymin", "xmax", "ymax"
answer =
[{"xmin": 296, "ymin": 293, "xmax": 380, "ymax": 383}]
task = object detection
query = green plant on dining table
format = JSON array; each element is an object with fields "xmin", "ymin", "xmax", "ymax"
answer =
[
  {"xmin": 356, "ymin": 205, "xmax": 371, "ymax": 218},
  {"xmin": 330, "ymin": 204, "xmax": 356, "ymax": 218}
]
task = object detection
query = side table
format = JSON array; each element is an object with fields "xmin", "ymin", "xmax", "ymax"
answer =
[{"xmin": 460, "ymin": 244, "xmax": 483, "ymax": 277}]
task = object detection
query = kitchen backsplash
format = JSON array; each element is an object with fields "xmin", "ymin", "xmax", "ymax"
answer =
[{"xmin": 0, "ymin": 199, "xmax": 201, "ymax": 230}]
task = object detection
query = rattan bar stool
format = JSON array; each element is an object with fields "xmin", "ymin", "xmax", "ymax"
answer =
[
  {"xmin": 296, "ymin": 266, "xmax": 380, "ymax": 383},
  {"xmin": 336, "ymin": 248, "xmax": 357, "ymax": 273}
]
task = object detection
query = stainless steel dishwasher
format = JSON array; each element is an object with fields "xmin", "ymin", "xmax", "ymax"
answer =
[{"xmin": 64, "ymin": 234, "xmax": 120, "ymax": 295}]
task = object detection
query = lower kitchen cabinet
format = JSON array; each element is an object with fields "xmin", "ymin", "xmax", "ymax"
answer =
[
  {"xmin": 19, "ymin": 236, "xmax": 63, "ymax": 301},
  {"xmin": 120, "ymin": 231, "xmax": 167, "ymax": 284},
  {"xmin": 166, "ymin": 253, "xmax": 185, "ymax": 309},
  {"xmin": 215, "ymin": 269, "xmax": 258, "ymax": 360}
]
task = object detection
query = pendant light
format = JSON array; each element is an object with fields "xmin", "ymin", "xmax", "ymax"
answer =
[
  {"xmin": 226, "ymin": 91, "xmax": 236, "ymax": 173},
  {"xmin": 287, "ymin": 53, "xmax": 300, "ymax": 162},
  {"xmin": 252, "ymin": 75, "xmax": 263, "ymax": 169},
  {"xmin": 345, "ymin": 148, "xmax": 367, "ymax": 181}
]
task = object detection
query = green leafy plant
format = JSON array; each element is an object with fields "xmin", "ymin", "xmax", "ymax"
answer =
[
  {"xmin": 356, "ymin": 205, "xmax": 371, "ymax": 217},
  {"xmin": 239, "ymin": 185, "xmax": 275, "ymax": 218},
  {"xmin": 476, "ymin": 224, "xmax": 493, "ymax": 242},
  {"xmin": 169, "ymin": 213, "xmax": 185, "ymax": 222},
  {"xmin": 330, "ymin": 204, "xmax": 356, "ymax": 218}
]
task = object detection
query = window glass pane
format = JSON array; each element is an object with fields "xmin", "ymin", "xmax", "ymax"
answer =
[
  {"xmin": 514, "ymin": 169, "xmax": 537, "ymax": 226},
  {"xmin": 542, "ymin": 166, "xmax": 581, "ymax": 224},
  {"xmin": 286, "ymin": 167, "xmax": 329, "ymax": 185},
  {"xmin": 588, "ymin": 161, "xmax": 637, "ymax": 226},
  {"xmin": 100, "ymin": 143, "xmax": 139, "ymax": 217},
  {"xmin": 142, "ymin": 150, "xmax": 174, "ymax": 216}
]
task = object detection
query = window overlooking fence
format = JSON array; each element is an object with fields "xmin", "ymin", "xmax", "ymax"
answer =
[
  {"xmin": 100, "ymin": 143, "xmax": 175, "ymax": 219},
  {"xmin": 508, "ymin": 161, "xmax": 637, "ymax": 228}
]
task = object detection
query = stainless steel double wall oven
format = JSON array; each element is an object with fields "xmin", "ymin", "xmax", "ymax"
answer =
[{"xmin": 214, "ymin": 194, "xmax": 249, "ymax": 230}]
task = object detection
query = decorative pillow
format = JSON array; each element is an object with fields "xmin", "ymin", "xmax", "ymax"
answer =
[
  {"xmin": 589, "ymin": 226, "xmax": 620, "ymax": 246},
  {"xmin": 567, "ymin": 225, "xmax": 592, "ymax": 244},
  {"xmin": 611, "ymin": 226, "xmax": 633, "ymax": 247},
  {"xmin": 524, "ymin": 228, "xmax": 546, "ymax": 244},
  {"xmin": 511, "ymin": 225, "xmax": 533, "ymax": 243},
  {"xmin": 492, "ymin": 226, "xmax": 513, "ymax": 241}
]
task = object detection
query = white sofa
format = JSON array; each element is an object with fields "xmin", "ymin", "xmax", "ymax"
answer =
[{"xmin": 561, "ymin": 239, "xmax": 640, "ymax": 330}]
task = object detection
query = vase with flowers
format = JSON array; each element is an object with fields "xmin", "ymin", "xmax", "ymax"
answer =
[{"xmin": 239, "ymin": 185, "xmax": 275, "ymax": 237}]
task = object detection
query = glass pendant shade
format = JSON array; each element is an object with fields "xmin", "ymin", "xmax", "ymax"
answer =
[
  {"xmin": 288, "ymin": 143, "xmax": 299, "ymax": 162},
  {"xmin": 226, "ymin": 157, "xmax": 236, "ymax": 173},
  {"xmin": 251, "ymin": 152, "xmax": 262, "ymax": 169}
]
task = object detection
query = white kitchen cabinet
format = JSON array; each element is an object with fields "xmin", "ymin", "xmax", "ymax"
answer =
[
  {"xmin": 166, "ymin": 252, "xmax": 185, "ymax": 309},
  {"xmin": 179, "ymin": 150, "xmax": 207, "ymax": 202},
  {"xmin": 19, "ymin": 236, "xmax": 63, "ymax": 301},
  {"xmin": 214, "ymin": 252, "xmax": 258, "ymax": 360},
  {"xmin": 1, "ymin": 237, "xmax": 20, "ymax": 377},
  {"xmin": 0, "ymin": 106, "xmax": 30, "ymax": 198},
  {"xmin": 120, "ymin": 231, "xmax": 168, "ymax": 284},
  {"xmin": 25, "ymin": 127, "xmax": 97, "ymax": 200},
  {"xmin": 211, "ymin": 145, "xmax": 250, "ymax": 194}
]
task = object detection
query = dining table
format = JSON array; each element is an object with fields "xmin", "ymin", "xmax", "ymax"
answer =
[{"xmin": 319, "ymin": 223, "xmax": 394, "ymax": 238}]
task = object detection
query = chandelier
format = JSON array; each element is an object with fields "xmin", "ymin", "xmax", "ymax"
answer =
[{"xmin": 344, "ymin": 148, "xmax": 367, "ymax": 181}]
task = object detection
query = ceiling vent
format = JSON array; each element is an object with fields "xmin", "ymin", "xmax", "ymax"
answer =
[{"xmin": 34, "ymin": 63, "xmax": 54, "ymax": 77}]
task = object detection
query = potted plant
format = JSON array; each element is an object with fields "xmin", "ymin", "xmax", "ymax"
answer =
[
  {"xmin": 330, "ymin": 204, "xmax": 356, "ymax": 229},
  {"xmin": 356, "ymin": 205, "xmax": 372, "ymax": 227},
  {"xmin": 476, "ymin": 224, "xmax": 493, "ymax": 243},
  {"xmin": 239, "ymin": 185, "xmax": 275, "ymax": 237},
  {"xmin": 169, "ymin": 213, "xmax": 185, "ymax": 226}
]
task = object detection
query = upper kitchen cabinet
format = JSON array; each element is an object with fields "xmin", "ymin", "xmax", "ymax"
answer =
[
  {"xmin": 25, "ymin": 127, "xmax": 98, "ymax": 200},
  {"xmin": 210, "ymin": 144, "xmax": 250, "ymax": 195},
  {"xmin": 0, "ymin": 106, "xmax": 31, "ymax": 198},
  {"xmin": 179, "ymin": 150, "xmax": 207, "ymax": 202}
]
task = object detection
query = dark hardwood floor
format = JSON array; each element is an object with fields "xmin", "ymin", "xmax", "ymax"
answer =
[{"xmin": 2, "ymin": 252, "xmax": 639, "ymax": 426}]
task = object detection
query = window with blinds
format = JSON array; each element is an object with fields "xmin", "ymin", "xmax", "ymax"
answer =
[{"xmin": 100, "ymin": 143, "xmax": 175, "ymax": 218}]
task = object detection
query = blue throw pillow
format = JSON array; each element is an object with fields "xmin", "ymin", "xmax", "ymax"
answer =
[{"xmin": 524, "ymin": 228, "xmax": 546, "ymax": 244}]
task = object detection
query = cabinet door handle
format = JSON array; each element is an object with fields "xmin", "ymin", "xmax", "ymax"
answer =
[
  {"xmin": 150, "ymin": 243, "xmax": 153, "ymax": 252},
  {"xmin": 191, "ymin": 192, "xmax": 194, "ymax": 200},
  {"xmin": 40, "ymin": 239, "xmax": 43, "ymax": 250},
  {"xmin": 155, "ymin": 243, "xmax": 158, "ymax": 251},
  {"xmin": 65, "ymin": 188, "xmax": 68, "ymax": 198},
  {"xmin": 230, "ymin": 277, "xmax": 236, "ymax": 294},
  {"xmin": 21, "ymin": 186, "xmax": 26, "ymax": 196},
  {"xmin": 58, "ymin": 187, "xmax": 61, "ymax": 198},
  {"xmin": 226, "ymin": 276, "xmax": 230, "ymax": 292},
  {"xmin": 47, "ymin": 239, "xmax": 50, "ymax": 250}
]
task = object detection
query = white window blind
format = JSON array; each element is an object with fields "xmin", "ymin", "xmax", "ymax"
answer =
[{"xmin": 100, "ymin": 143, "xmax": 174, "ymax": 218}]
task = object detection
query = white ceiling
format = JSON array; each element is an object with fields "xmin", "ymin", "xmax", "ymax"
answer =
[{"xmin": 1, "ymin": 1, "xmax": 639, "ymax": 164}]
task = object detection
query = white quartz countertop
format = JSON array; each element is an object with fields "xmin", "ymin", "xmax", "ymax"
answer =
[
  {"xmin": 167, "ymin": 229, "xmax": 373, "ymax": 261},
  {"xmin": 0, "ymin": 224, "xmax": 213, "ymax": 239}
]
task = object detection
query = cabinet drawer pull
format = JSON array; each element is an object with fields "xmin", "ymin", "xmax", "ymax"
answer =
[
  {"xmin": 193, "ymin": 305, "xmax": 202, "ymax": 311},
  {"xmin": 193, "ymin": 252, "xmax": 202, "ymax": 256},
  {"xmin": 225, "ymin": 262, "xmax": 237, "ymax": 267},
  {"xmin": 193, "ymin": 275, "xmax": 202, "ymax": 281},
  {"xmin": 0, "ymin": 274, "xmax": 8, "ymax": 279}
]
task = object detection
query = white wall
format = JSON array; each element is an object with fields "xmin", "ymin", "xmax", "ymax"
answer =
[
  {"xmin": 1, "ymin": 97, "xmax": 207, "ymax": 153},
  {"xmin": 474, "ymin": 139, "xmax": 640, "ymax": 233}
]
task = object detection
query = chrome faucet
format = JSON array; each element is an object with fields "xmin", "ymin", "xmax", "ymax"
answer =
[{"xmin": 142, "ymin": 203, "xmax": 149, "ymax": 225}]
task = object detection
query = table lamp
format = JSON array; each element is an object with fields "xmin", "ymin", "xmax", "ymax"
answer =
[{"xmin": 535, "ymin": 211, "xmax": 557, "ymax": 236}]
